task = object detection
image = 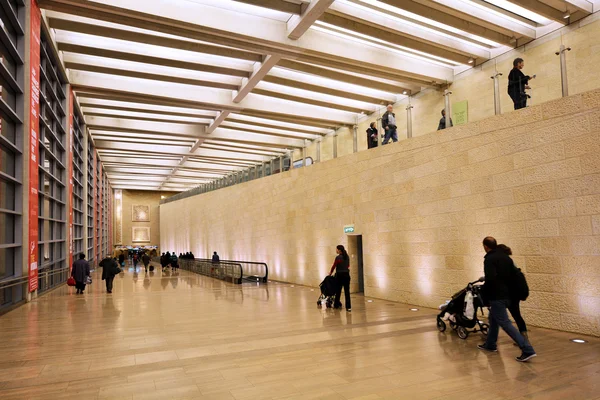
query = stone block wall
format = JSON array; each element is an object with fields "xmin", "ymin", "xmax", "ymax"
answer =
[{"xmin": 161, "ymin": 89, "xmax": 600, "ymax": 336}]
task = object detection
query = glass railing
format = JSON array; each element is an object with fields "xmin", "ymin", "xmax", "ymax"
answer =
[{"xmin": 163, "ymin": 22, "xmax": 595, "ymax": 204}]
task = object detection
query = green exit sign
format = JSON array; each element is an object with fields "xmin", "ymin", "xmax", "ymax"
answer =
[{"xmin": 344, "ymin": 225, "xmax": 355, "ymax": 234}]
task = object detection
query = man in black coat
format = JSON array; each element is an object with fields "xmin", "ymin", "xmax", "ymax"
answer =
[
  {"xmin": 478, "ymin": 237, "xmax": 536, "ymax": 362},
  {"xmin": 71, "ymin": 253, "xmax": 90, "ymax": 294},
  {"xmin": 100, "ymin": 256, "xmax": 119, "ymax": 294},
  {"xmin": 508, "ymin": 58, "xmax": 535, "ymax": 110},
  {"xmin": 381, "ymin": 104, "xmax": 398, "ymax": 145}
]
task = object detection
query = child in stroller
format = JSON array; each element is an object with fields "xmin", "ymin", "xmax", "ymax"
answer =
[
  {"xmin": 317, "ymin": 275, "xmax": 339, "ymax": 308},
  {"xmin": 437, "ymin": 277, "xmax": 489, "ymax": 339}
]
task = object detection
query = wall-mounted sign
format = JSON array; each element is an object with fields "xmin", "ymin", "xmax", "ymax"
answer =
[
  {"xmin": 344, "ymin": 225, "xmax": 355, "ymax": 234},
  {"xmin": 452, "ymin": 100, "xmax": 468, "ymax": 126}
]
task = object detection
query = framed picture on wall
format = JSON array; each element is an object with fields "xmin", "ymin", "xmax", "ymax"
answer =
[
  {"xmin": 132, "ymin": 205, "xmax": 150, "ymax": 222},
  {"xmin": 132, "ymin": 227, "xmax": 150, "ymax": 243}
]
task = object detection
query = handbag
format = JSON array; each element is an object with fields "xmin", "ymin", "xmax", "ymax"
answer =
[
  {"xmin": 86, "ymin": 276, "xmax": 92, "ymax": 285},
  {"xmin": 67, "ymin": 277, "xmax": 76, "ymax": 287}
]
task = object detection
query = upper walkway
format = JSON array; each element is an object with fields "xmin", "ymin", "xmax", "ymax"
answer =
[{"xmin": 0, "ymin": 267, "xmax": 598, "ymax": 400}]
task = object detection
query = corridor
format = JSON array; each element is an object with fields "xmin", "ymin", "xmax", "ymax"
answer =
[{"xmin": 0, "ymin": 267, "xmax": 598, "ymax": 400}]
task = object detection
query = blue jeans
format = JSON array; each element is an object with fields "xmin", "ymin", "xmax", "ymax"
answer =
[
  {"xmin": 383, "ymin": 127, "xmax": 398, "ymax": 144},
  {"xmin": 485, "ymin": 300, "xmax": 535, "ymax": 353}
]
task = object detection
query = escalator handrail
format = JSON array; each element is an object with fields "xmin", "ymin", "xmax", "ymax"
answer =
[
  {"xmin": 193, "ymin": 258, "xmax": 268, "ymax": 282},
  {"xmin": 178, "ymin": 259, "xmax": 243, "ymax": 284}
]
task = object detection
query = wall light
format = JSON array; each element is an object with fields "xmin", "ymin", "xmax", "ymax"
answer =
[
  {"xmin": 367, "ymin": 300, "xmax": 374, "ymax": 303},
  {"xmin": 410, "ymin": 308, "xmax": 419, "ymax": 311},
  {"xmin": 571, "ymin": 339, "xmax": 587, "ymax": 344},
  {"xmin": 161, "ymin": 195, "xmax": 166, "ymax": 199},
  {"xmin": 468, "ymin": 58, "xmax": 475, "ymax": 64},
  {"xmin": 402, "ymin": 90, "xmax": 408, "ymax": 95},
  {"xmin": 563, "ymin": 11, "xmax": 571, "ymax": 19}
]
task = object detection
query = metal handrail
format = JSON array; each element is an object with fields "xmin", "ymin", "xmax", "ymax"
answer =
[
  {"xmin": 0, "ymin": 276, "xmax": 29, "ymax": 290},
  {"xmin": 195, "ymin": 258, "xmax": 268, "ymax": 283},
  {"xmin": 0, "ymin": 267, "xmax": 71, "ymax": 291},
  {"xmin": 153, "ymin": 257, "xmax": 244, "ymax": 284}
]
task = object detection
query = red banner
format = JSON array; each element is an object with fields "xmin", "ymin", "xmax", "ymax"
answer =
[
  {"xmin": 92, "ymin": 150, "xmax": 97, "ymax": 262},
  {"xmin": 98, "ymin": 161, "xmax": 103, "ymax": 259},
  {"xmin": 28, "ymin": 0, "xmax": 41, "ymax": 293},
  {"xmin": 68, "ymin": 89, "xmax": 74, "ymax": 269}
]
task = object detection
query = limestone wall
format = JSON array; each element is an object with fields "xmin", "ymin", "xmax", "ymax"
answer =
[
  {"xmin": 161, "ymin": 90, "xmax": 600, "ymax": 336},
  {"xmin": 118, "ymin": 190, "xmax": 177, "ymax": 247}
]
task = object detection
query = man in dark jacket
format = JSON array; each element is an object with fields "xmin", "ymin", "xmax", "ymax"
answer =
[
  {"xmin": 381, "ymin": 104, "xmax": 398, "ymax": 145},
  {"xmin": 100, "ymin": 256, "xmax": 119, "ymax": 294},
  {"xmin": 478, "ymin": 237, "xmax": 536, "ymax": 362},
  {"xmin": 437, "ymin": 109, "xmax": 453, "ymax": 131},
  {"xmin": 508, "ymin": 58, "xmax": 535, "ymax": 110},
  {"xmin": 142, "ymin": 252, "xmax": 151, "ymax": 272},
  {"xmin": 71, "ymin": 253, "xmax": 90, "ymax": 294}
]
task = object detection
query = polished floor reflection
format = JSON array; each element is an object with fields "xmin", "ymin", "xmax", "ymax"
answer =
[{"xmin": 0, "ymin": 266, "xmax": 598, "ymax": 400}]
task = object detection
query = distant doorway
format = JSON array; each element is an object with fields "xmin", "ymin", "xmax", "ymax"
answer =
[{"xmin": 347, "ymin": 235, "xmax": 364, "ymax": 293}]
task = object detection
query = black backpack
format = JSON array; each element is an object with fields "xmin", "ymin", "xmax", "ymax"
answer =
[{"xmin": 512, "ymin": 266, "xmax": 529, "ymax": 301}]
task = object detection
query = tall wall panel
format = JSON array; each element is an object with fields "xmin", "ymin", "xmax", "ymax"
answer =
[{"xmin": 0, "ymin": 0, "xmax": 25, "ymax": 309}]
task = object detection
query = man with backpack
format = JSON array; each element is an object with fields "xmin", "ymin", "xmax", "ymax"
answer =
[{"xmin": 478, "ymin": 237, "xmax": 536, "ymax": 362}]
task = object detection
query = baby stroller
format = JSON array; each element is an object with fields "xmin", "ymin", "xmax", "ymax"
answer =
[
  {"xmin": 317, "ymin": 275, "xmax": 339, "ymax": 308},
  {"xmin": 437, "ymin": 277, "xmax": 489, "ymax": 340}
]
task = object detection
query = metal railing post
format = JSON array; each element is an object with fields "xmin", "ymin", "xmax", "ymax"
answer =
[
  {"xmin": 377, "ymin": 107, "xmax": 383, "ymax": 147},
  {"xmin": 352, "ymin": 124, "xmax": 358, "ymax": 153},
  {"xmin": 443, "ymin": 89, "xmax": 452, "ymax": 129},
  {"xmin": 316, "ymin": 137, "xmax": 321, "ymax": 162},
  {"xmin": 303, "ymin": 140, "xmax": 308, "ymax": 167},
  {"xmin": 556, "ymin": 44, "xmax": 571, "ymax": 97},
  {"xmin": 406, "ymin": 98, "xmax": 413, "ymax": 139},
  {"xmin": 491, "ymin": 71, "xmax": 503, "ymax": 115}
]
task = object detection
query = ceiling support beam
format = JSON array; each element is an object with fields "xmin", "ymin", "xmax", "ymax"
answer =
[
  {"xmin": 207, "ymin": 111, "xmax": 231, "ymax": 134},
  {"xmin": 233, "ymin": 55, "xmax": 282, "ymax": 102},
  {"xmin": 40, "ymin": 0, "xmax": 453, "ymax": 84},
  {"xmin": 505, "ymin": 0, "xmax": 570, "ymax": 23},
  {"xmin": 288, "ymin": 0, "xmax": 335, "ymax": 40}
]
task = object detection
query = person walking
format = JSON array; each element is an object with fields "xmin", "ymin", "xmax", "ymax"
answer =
[
  {"xmin": 329, "ymin": 245, "xmax": 351, "ymax": 312},
  {"xmin": 366, "ymin": 122, "xmax": 378, "ymax": 149},
  {"xmin": 497, "ymin": 244, "xmax": 529, "ymax": 345},
  {"xmin": 211, "ymin": 251, "xmax": 220, "ymax": 276},
  {"xmin": 381, "ymin": 105, "xmax": 398, "ymax": 145},
  {"xmin": 437, "ymin": 109, "xmax": 453, "ymax": 130},
  {"xmin": 508, "ymin": 58, "xmax": 535, "ymax": 110},
  {"xmin": 478, "ymin": 237, "xmax": 536, "ymax": 362},
  {"xmin": 100, "ymin": 256, "xmax": 120, "ymax": 294},
  {"xmin": 118, "ymin": 253, "xmax": 125, "ymax": 268},
  {"xmin": 71, "ymin": 253, "xmax": 90, "ymax": 295},
  {"xmin": 142, "ymin": 252, "xmax": 151, "ymax": 273},
  {"xmin": 170, "ymin": 252, "xmax": 179, "ymax": 271},
  {"xmin": 133, "ymin": 253, "xmax": 139, "ymax": 270}
]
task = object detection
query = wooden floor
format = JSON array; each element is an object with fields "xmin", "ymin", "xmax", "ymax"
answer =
[{"xmin": 0, "ymin": 266, "xmax": 598, "ymax": 400}]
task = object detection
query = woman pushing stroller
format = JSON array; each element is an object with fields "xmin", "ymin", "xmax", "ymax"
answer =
[{"xmin": 329, "ymin": 245, "xmax": 351, "ymax": 312}]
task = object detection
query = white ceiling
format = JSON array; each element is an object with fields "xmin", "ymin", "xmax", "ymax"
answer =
[{"xmin": 37, "ymin": 0, "xmax": 597, "ymax": 191}]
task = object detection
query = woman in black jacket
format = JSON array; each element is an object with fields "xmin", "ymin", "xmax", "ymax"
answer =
[
  {"xmin": 498, "ymin": 244, "xmax": 529, "ymax": 343},
  {"xmin": 329, "ymin": 245, "xmax": 351, "ymax": 312},
  {"xmin": 366, "ymin": 122, "xmax": 378, "ymax": 149}
]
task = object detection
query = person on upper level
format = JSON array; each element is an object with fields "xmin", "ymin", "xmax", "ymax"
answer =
[{"xmin": 508, "ymin": 58, "xmax": 535, "ymax": 110}]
